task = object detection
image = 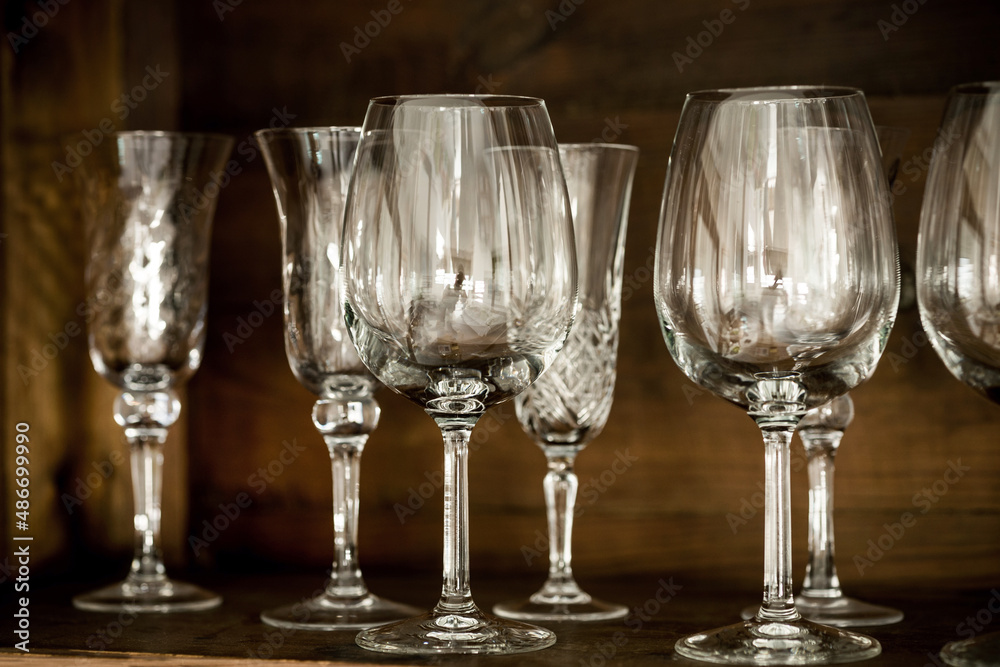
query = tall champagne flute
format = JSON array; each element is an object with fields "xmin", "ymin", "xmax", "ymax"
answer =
[
  {"xmin": 740, "ymin": 126, "xmax": 909, "ymax": 628},
  {"xmin": 342, "ymin": 95, "xmax": 577, "ymax": 654},
  {"xmin": 255, "ymin": 127, "xmax": 420, "ymax": 630},
  {"xmin": 916, "ymin": 81, "xmax": 1000, "ymax": 667},
  {"xmin": 73, "ymin": 131, "xmax": 233, "ymax": 612},
  {"xmin": 655, "ymin": 87, "xmax": 899, "ymax": 663},
  {"xmin": 493, "ymin": 143, "xmax": 638, "ymax": 622}
]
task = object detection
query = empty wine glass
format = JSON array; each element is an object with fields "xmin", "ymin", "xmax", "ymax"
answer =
[
  {"xmin": 493, "ymin": 143, "xmax": 638, "ymax": 622},
  {"xmin": 740, "ymin": 125, "xmax": 909, "ymax": 628},
  {"xmin": 73, "ymin": 131, "xmax": 233, "ymax": 612},
  {"xmin": 916, "ymin": 81, "xmax": 1000, "ymax": 667},
  {"xmin": 255, "ymin": 126, "xmax": 420, "ymax": 630},
  {"xmin": 655, "ymin": 87, "xmax": 899, "ymax": 663},
  {"xmin": 342, "ymin": 95, "xmax": 577, "ymax": 654}
]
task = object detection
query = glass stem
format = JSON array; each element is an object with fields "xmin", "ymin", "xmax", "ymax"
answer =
[
  {"xmin": 801, "ymin": 430, "xmax": 843, "ymax": 597},
  {"xmin": 757, "ymin": 424, "xmax": 800, "ymax": 622},
  {"xmin": 542, "ymin": 452, "xmax": 581, "ymax": 591},
  {"xmin": 127, "ymin": 432, "xmax": 167, "ymax": 581},
  {"xmin": 323, "ymin": 435, "xmax": 368, "ymax": 598},
  {"xmin": 311, "ymin": 390, "xmax": 381, "ymax": 600},
  {"xmin": 436, "ymin": 423, "xmax": 475, "ymax": 613},
  {"xmin": 114, "ymin": 390, "xmax": 180, "ymax": 584}
]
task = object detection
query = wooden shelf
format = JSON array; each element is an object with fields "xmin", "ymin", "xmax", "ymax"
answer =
[{"xmin": 1, "ymin": 572, "xmax": 989, "ymax": 665}]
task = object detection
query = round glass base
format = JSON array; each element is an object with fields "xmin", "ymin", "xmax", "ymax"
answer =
[
  {"xmin": 941, "ymin": 630, "xmax": 1000, "ymax": 666},
  {"xmin": 73, "ymin": 577, "xmax": 221, "ymax": 613},
  {"xmin": 739, "ymin": 594, "xmax": 903, "ymax": 628},
  {"xmin": 261, "ymin": 591, "xmax": 421, "ymax": 631},
  {"xmin": 494, "ymin": 594, "xmax": 628, "ymax": 622},
  {"xmin": 355, "ymin": 604, "xmax": 556, "ymax": 655},
  {"xmin": 675, "ymin": 617, "xmax": 880, "ymax": 665}
]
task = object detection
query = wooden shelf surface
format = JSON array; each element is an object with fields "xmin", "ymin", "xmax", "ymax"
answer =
[{"xmin": 2, "ymin": 572, "xmax": 993, "ymax": 665}]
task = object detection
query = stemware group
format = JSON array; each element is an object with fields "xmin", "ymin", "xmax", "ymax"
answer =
[{"xmin": 70, "ymin": 82, "xmax": 1000, "ymax": 666}]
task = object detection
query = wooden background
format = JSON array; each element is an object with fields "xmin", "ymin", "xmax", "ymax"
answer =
[{"xmin": 3, "ymin": 0, "xmax": 1000, "ymax": 599}]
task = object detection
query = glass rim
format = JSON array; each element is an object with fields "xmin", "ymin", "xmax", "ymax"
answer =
[
  {"xmin": 112, "ymin": 129, "xmax": 234, "ymax": 143},
  {"xmin": 559, "ymin": 142, "xmax": 639, "ymax": 153},
  {"xmin": 254, "ymin": 126, "xmax": 362, "ymax": 140},
  {"xmin": 685, "ymin": 85, "xmax": 865, "ymax": 105},
  {"xmin": 368, "ymin": 94, "xmax": 545, "ymax": 109},
  {"xmin": 949, "ymin": 81, "xmax": 1000, "ymax": 96}
]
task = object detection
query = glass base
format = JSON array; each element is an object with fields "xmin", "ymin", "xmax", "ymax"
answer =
[
  {"xmin": 941, "ymin": 630, "xmax": 1000, "ymax": 666},
  {"xmin": 261, "ymin": 591, "xmax": 421, "ymax": 631},
  {"xmin": 355, "ymin": 604, "xmax": 556, "ymax": 655},
  {"xmin": 494, "ymin": 591, "xmax": 628, "ymax": 622},
  {"xmin": 73, "ymin": 576, "xmax": 221, "ymax": 613},
  {"xmin": 675, "ymin": 617, "xmax": 880, "ymax": 665},
  {"xmin": 739, "ymin": 594, "xmax": 903, "ymax": 628}
]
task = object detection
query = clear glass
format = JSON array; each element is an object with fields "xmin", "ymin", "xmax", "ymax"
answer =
[
  {"xmin": 655, "ymin": 86, "xmax": 899, "ymax": 664},
  {"xmin": 342, "ymin": 95, "xmax": 578, "ymax": 654},
  {"xmin": 73, "ymin": 131, "xmax": 234, "ymax": 612},
  {"xmin": 255, "ymin": 127, "xmax": 420, "ymax": 630},
  {"xmin": 915, "ymin": 81, "xmax": 1000, "ymax": 667},
  {"xmin": 740, "ymin": 126, "xmax": 908, "ymax": 628},
  {"xmin": 493, "ymin": 143, "xmax": 638, "ymax": 622}
]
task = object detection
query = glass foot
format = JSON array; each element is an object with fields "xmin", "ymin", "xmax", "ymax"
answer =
[
  {"xmin": 355, "ymin": 604, "xmax": 556, "ymax": 654},
  {"xmin": 261, "ymin": 591, "xmax": 421, "ymax": 631},
  {"xmin": 941, "ymin": 630, "xmax": 1000, "ymax": 666},
  {"xmin": 675, "ymin": 617, "xmax": 880, "ymax": 665},
  {"xmin": 73, "ymin": 576, "xmax": 221, "ymax": 613},
  {"xmin": 739, "ymin": 594, "xmax": 903, "ymax": 628},
  {"xmin": 494, "ymin": 591, "xmax": 628, "ymax": 622}
]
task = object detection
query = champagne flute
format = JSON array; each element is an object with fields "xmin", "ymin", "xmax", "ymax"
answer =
[
  {"xmin": 740, "ymin": 126, "xmax": 909, "ymax": 628},
  {"xmin": 256, "ymin": 126, "xmax": 420, "ymax": 630},
  {"xmin": 916, "ymin": 81, "xmax": 1000, "ymax": 667},
  {"xmin": 342, "ymin": 95, "xmax": 578, "ymax": 654},
  {"xmin": 73, "ymin": 131, "xmax": 233, "ymax": 612},
  {"xmin": 655, "ymin": 86, "xmax": 899, "ymax": 663},
  {"xmin": 493, "ymin": 143, "xmax": 638, "ymax": 622}
]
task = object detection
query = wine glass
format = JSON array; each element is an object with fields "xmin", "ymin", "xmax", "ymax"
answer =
[
  {"xmin": 740, "ymin": 126, "xmax": 909, "ymax": 628},
  {"xmin": 73, "ymin": 131, "xmax": 233, "ymax": 612},
  {"xmin": 655, "ymin": 86, "xmax": 899, "ymax": 664},
  {"xmin": 255, "ymin": 126, "xmax": 421, "ymax": 630},
  {"xmin": 342, "ymin": 95, "xmax": 578, "ymax": 654},
  {"xmin": 916, "ymin": 81, "xmax": 1000, "ymax": 667},
  {"xmin": 493, "ymin": 143, "xmax": 638, "ymax": 622}
]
